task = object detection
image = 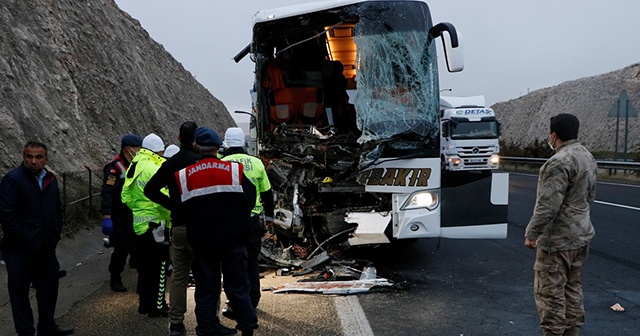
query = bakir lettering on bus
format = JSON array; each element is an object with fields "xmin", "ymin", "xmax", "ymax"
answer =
[{"xmin": 357, "ymin": 168, "xmax": 432, "ymax": 187}]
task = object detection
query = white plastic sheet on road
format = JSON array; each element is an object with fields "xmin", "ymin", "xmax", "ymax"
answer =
[{"xmin": 272, "ymin": 278, "xmax": 394, "ymax": 295}]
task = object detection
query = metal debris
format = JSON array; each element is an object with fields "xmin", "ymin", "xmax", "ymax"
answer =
[
  {"xmin": 299, "ymin": 251, "xmax": 330, "ymax": 270},
  {"xmin": 260, "ymin": 245, "xmax": 304, "ymax": 268},
  {"xmin": 276, "ymin": 268, "xmax": 291, "ymax": 276},
  {"xmin": 272, "ymin": 265, "xmax": 393, "ymax": 295}
]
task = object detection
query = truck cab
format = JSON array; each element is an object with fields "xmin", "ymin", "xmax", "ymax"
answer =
[{"xmin": 440, "ymin": 95, "xmax": 501, "ymax": 171}]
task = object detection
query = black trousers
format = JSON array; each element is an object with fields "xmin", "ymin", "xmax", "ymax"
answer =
[
  {"xmin": 3, "ymin": 250, "xmax": 60, "ymax": 336},
  {"xmin": 109, "ymin": 213, "xmax": 137, "ymax": 279},
  {"xmin": 247, "ymin": 215, "xmax": 263, "ymax": 307},
  {"xmin": 135, "ymin": 229, "xmax": 169, "ymax": 312},
  {"xmin": 108, "ymin": 221, "xmax": 137, "ymax": 278},
  {"xmin": 192, "ymin": 245, "xmax": 257, "ymax": 334},
  {"xmin": 226, "ymin": 216, "xmax": 262, "ymax": 310}
]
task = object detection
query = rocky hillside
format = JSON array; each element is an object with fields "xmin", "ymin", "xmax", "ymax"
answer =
[
  {"xmin": 0, "ymin": 0, "xmax": 235, "ymax": 175},
  {"xmin": 492, "ymin": 63, "xmax": 640, "ymax": 153}
]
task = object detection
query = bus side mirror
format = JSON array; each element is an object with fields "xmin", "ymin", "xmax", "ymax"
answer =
[
  {"xmin": 430, "ymin": 22, "xmax": 464, "ymax": 73},
  {"xmin": 234, "ymin": 110, "xmax": 257, "ymax": 129},
  {"xmin": 442, "ymin": 121, "xmax": 449, "ymax": 138},
  {"xmin": 497, "ymin": 122, "xmax": 502, "ymax": 137}
]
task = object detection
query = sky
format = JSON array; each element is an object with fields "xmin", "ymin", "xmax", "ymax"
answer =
[{"xmin": 114, "ymin": 0, "xmax": 640, "ymax": 126}]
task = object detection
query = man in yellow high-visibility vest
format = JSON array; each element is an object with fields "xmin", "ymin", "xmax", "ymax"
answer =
[
  {"xmin": 221, "ymin": 127, "xmax": 274, "ymax": 319},
  {"xmin": 122, "ymin": 133, "xmax": 171, "ymax": 318}
]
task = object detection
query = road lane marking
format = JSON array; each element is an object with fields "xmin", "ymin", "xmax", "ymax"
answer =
[
  {"xmin": 334, "ymin": 296, "xmax": 374, "ymax": 336},
  {"xmin": 595, "ymin": 200, "xmax": 640, "ymax": 211},
  {"xmin": 597, "ymin": 181, "xmax": 640, "ymax": 188}
]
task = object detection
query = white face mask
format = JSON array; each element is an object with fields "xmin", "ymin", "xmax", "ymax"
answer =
[
  {"xmin": 128, "ymin": 149, "xmax": 138, "ymax": 158},
  {"xmin": 548, "ymin": 134, "xmax": 555, "ymax": 150}
]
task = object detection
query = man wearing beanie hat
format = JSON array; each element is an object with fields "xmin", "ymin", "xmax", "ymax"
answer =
[
  {"xmin": 144, "ymin": 122, "xmax": 234, "ymax": 336},
  {"xmin": 223, "ymin": 127, "xmax": 246, "ymax": 148},
  {"xmin": 122, "ymin": 133, "xmax": 172, "ymax": 318},
  {"xmin": 142, "ymin": 133, "xmax": 166, "ymax": 154},
  {"xmin": 176, "ymin": 127, "xmax": 258, "ymax": 336},
  {"xmin": 221, "ymin": 127, "xmax": 274, "ymax": 321},
  {"xmin": 100, "ymin": 133, "xmax": 142, "ymax": 292}
]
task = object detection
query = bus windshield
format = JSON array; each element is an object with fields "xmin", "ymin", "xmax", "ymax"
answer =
[{"xmin": 346, "ymin": 1, "xmax": 439, "ymax": 143}]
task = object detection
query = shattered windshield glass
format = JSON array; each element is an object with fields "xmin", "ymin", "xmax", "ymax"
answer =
[
  {"xmin": 347, "ymin": 2, "xmax": 439, "ymax": 144},
  {"xmin": 451, "ymin": 121, "xmax": 499, "ymax": 139}
]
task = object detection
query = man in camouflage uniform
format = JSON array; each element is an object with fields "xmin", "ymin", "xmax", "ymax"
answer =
[{"xmin": 525, "ymin": 113, "xmax": 597, "ymax": 336}]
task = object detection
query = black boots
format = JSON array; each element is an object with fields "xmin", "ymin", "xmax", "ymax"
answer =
[{"xmin": 110, "ymin": 275, "xmax": 127, "ymax": 292}]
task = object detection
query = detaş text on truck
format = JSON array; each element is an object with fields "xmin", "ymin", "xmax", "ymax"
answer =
[
  {"xmin": 440, "ymin": 95, "xmax": 501, "ymax": 172},
  {"xmin": 233, "ymin": 0, "xmax": 508, "ymax": 266}
]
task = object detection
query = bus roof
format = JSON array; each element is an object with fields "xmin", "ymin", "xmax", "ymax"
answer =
[{"xmin": 252, "ymin": 0, "xmax": 421, "ymax": 25}]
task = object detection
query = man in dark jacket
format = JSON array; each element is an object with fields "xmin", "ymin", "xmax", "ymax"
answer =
[
  {"xmin": 177, "ymin": 127, "xmax": 257, "ymax": 336},
  {"xmin": 0, "ymin": 141, "xmax": 74, "ymax": 336},
  {"xmin": 145, "ymin": 121, "xmax": 229, "ymax": 336},
  {"xmin": 101, "ymin": 134, "xmax": 142, "ymax": 292}
]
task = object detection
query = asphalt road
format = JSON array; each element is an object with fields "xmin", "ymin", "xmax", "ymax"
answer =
[
  {"xmin": 1, "ymin": 173, "xmax": 638, "ymax": 335},
  {"xmin": 359, "ymin": 173, "xmax": 640, "ymax": 335}
]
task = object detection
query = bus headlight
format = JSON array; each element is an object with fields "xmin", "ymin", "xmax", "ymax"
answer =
[
  {"xmin": 489, "ymin": 154, "xmax": 500, "ymax": 164},
  {"xmin": 401, "ymin": 191, "xmax": 439, "ymax": 211}
]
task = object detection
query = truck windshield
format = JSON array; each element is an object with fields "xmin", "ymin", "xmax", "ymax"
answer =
[
  {"xmin": 450, "ymin": 121, "xmax": 499, "ymax": 139},
  {"xmin": 346, "ymin": 2, "xmax": 439, "ymax": 144}
]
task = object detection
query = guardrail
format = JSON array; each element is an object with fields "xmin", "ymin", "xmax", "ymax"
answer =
[{"xmin": 501, "ymin": 156, "xmax": 640, "ymax": 171}]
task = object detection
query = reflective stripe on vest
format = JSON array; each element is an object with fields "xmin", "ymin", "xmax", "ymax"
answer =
[
  {"xmin": 115, "ymin": 161, "xmax": 127, "ymax": 178},
  {"xmin": 177, "ymin": 159, "xmax": 242, "ymax": 203}
]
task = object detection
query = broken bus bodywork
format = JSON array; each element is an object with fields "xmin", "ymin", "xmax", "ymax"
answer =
[{"xmin": 234, "ymin": 0, "xmax": 509, "ymax": 267}]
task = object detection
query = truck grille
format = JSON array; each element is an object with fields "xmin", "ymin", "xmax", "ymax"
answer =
[
  {"xmin": 457, "ymin": 146, "xmax": 494, "ymax": 156},
  {"xmin": 457, "ymin": 146, "xmax": 494, "ymax": 165}
]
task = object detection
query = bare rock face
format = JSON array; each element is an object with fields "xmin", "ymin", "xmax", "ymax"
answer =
[
  {"xmin": 492, "ymin": 63, "xmax": 640, "ymax": 153},
  {"xmin": 0, "ymin": 0, "xmax": 235, "ymax": 174}
]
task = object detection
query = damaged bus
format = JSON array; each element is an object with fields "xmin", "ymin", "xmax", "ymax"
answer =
[{"xmin": 233, "ymin": 0, "xmax": 509, "ymax": 267}]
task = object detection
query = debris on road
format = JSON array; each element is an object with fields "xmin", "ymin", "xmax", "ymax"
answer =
[
  {"xmin": 276, "ymin": 268, "xmax": 291, "ymax": 276},
  {"xmin": 610, "ymin": 303, "xmax": 625, "ymax": 312},
  {"xmin": 272, "ymin": 278, "xmax": 394, "ymax": 295},
  {"xmin": 299, "ymin": 251, "xmax": 330, "ymax": 270},
  {"xmin": 271, "ymin": 265, "xmax": 393, "ymax": 295},
  {"xmin": 259, "ymin": 232, "xmax": 395, "ymax": 295}
]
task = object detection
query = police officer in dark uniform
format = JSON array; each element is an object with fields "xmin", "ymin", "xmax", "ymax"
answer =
[{"xmin": 101, "ymin": 134, "xmax": 142, "ymax": 292}]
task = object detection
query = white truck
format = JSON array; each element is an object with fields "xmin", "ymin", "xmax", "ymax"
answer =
[
  {"xmin": 440, "ymin": 95, "xmax": 501, "ymax": 172},
  {"xmin": 233, "ymin": 0, "xmax": 508, "ymax": 265}
]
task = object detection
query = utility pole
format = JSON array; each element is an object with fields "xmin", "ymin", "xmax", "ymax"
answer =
[{"xmin": 624, "ymin": 99, "xmax": 630, "ymax": 159}]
